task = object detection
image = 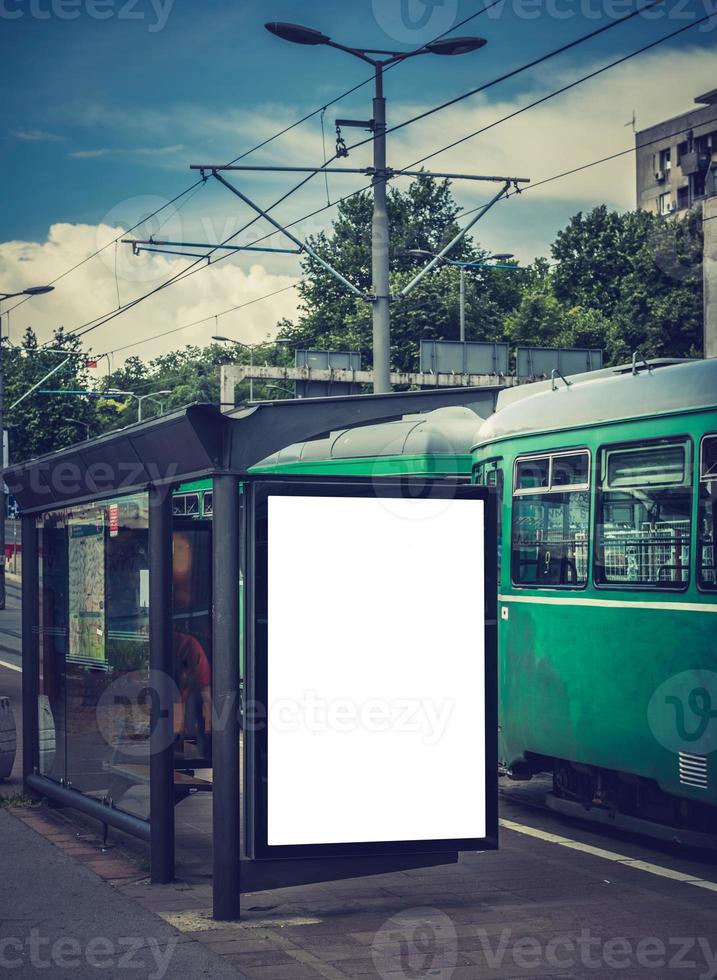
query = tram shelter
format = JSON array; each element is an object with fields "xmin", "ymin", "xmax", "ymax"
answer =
[{"xmin": 6, "ymin": 386, "xmax": 499, "ymax": 920}]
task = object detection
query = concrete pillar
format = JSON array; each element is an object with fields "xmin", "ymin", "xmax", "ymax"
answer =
[{"xmin": 704, "ymin": 196, "xmax": 717, "ymax": 359}]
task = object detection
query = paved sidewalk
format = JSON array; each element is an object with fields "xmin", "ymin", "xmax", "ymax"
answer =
[{"xmin": 0, "ymin": 809, "xmax": 244, "ymax": 978}]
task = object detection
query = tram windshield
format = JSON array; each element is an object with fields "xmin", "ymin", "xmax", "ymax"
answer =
[{"xmin": 595, "ymin": 441, "xmax": 691, "ymax": 588}]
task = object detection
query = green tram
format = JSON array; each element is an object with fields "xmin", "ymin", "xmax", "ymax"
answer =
[
  {"xmin": 473, "ymin": 357, "xmax": 717, "ymax": 840},
  {"xmin": 174, "ymin": 359, "xmax": 717, "ymax": 841}
]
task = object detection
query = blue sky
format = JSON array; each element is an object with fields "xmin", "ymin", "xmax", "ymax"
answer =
[{"xmin": 0, "ymin": 0, "xmax": 714, "ymax": 357}]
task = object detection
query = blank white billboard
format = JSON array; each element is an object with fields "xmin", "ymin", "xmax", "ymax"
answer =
[{"xmin": 266, "ymin": 494, "xmax": 486, "ymax": 847}]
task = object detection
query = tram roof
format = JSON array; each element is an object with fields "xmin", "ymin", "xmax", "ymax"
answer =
[
  {"xmin": 253, "ymin": 406, "xmax": 485, "ymax": 467},
  {"xmin": 473, "ymin": 357, "xmax": 717, "ymax": 449}
]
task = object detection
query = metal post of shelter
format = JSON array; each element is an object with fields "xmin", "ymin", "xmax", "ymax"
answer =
[
  {"xmin": 21, "ymin": 514, "xmax": 39, "ymax": 788},
  {"xmin": 149, "ymin": 485, "xmax": 175, "ymax": 884},
  {"xmin": 212, "ymin": 473, "xmax": 241, "ymax": 920}
]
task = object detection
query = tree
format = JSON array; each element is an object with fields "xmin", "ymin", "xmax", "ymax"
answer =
[
  {"xmin": 277, "ymin": 175, "xmax": 530, "ymax": 370},
  {"xmin": 5, "ymin": 327, "xmax": 98, "ymax": 463}
]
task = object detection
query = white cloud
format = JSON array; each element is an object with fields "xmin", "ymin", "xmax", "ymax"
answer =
[
  {"xmin": 3, "ymin": 43, "xmax": 714, "ymax": 361},
  {"xmin": 68, "ymin": 144, "xmax": 186, "ymax": 162},
  {"xmin": 384, "ymin": 45, "xmax": 717, "ymax": 211},
  {"xmin": 0, "ymin": 223, "xmax": 300, "ymax": 364},
  {"xmin": 11, "ymin": 129, "xmax": 63, "ymax": 142}
]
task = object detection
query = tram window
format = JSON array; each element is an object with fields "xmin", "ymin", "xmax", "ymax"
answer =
[
  {"xmin": 515, "ymin": 457, "xmax": 549, "ymax": 491},
  {"xmin": 595, "ymin": 441, "xmax": 691, "ymax": 589},
  {"xmin": 511, "ymin": 450, "xmax": 590, "ymax": 587},
  {"xmin": 172, "ymin": 495, "xmax": 187, "ymax": 517},
  {"xmin": 552, "ymin": 453, "xmax": 589, "ymax": 488},
  {"xmin": 202, "ymin": 491, "xmax": 213, "ymax": 518},
  {"xmin": 607, "ymin": 445, "xmax": 685, "ymax": 488},
  {"xmin": 698, "ymin": 435, "xmax": 717, "ymax": 592}
]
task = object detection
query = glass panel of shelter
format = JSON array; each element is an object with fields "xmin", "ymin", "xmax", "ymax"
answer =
[
  {"xmin": 38, "ymin": 495, "xmax": 151, "ymax": 818},
  {"xmin": 37, "ymin": 489, "xmax": 215, "ymax": 819}
]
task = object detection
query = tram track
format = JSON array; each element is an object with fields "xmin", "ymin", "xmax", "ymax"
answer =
[{"xmin": 499, "ymin": 778, "xmax": 717, "ymax": 881}]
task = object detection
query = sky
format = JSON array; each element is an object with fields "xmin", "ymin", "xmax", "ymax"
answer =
[{"xmin": 0, "ymin": 0, "xmax": 714, "ymax": 363}]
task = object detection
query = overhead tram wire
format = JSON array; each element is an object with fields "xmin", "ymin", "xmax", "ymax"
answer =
[
  {"xmin": 65, "ymin": 3, "xmax": 502, "ymax": 342},
  {"xmin": 97, "ymin": 100, "xmax": 717, "ymax": 364},
  {"xmin": 404, "ymin": 11, "xmax": 714, "ymax": 170},
  {"xmin": 6, "ymin": 0, "xmax": 498, "ymax": 327},
  {"xmin": 186, "ymin": 1, "xmax": 688, "ymax": 257},
  {"xmin": 62, "ymin": 5, "xmax": 704, "ymax": 345},
  {"xmin": 338, "ymin": 0, "xmax": 668, "ymax": 159},
  {"xmin": 99, "ymin": 281, "xmax": 301, "ymax": 359},
  {"xmin": 178, "ymin": 12, "xmax": 711, "ymax": 269}
]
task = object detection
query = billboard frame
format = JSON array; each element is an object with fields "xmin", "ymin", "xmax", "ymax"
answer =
[{"xmin": 243, "ymin": 476, "xmax": 498, "ymax": 862}]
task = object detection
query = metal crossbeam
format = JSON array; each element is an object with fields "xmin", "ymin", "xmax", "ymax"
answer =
[{"xmin": 190, "ymin": 163, "xmax": 530, "ymax": 184}]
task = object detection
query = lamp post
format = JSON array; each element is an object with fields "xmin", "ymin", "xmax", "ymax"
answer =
[
  {"xmin": 104, "ymin": 389, "xmax": 171, "ymax": 421},
  {"xmin": 0, "ymin": 284, "xmax": 54, "ymax": 610},
  {"xmin": 39, "ymin": 387, "xmax": 171, "ymax": 422},
  {"xmin": 265, "ymin": 22, "xmax": 487, "ymax": 394},
  {"xmin": 213, "ymin": 336, "xmax": 292, "ymax": 402},
  {"xmin": 62, "ymin": 417, "xmax": 91, "ymax": 441},
  {"xmin": 407, "ymin": 251, "xmax": 515, "ymax": 342}
]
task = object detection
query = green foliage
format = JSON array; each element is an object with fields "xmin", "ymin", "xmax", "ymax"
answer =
[{"xmin": 5, "ymin": 328, "xmax": 99, "ymax": 463}]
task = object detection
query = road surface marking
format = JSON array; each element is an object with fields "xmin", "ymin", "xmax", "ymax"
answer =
[
  {"xmin": 499, "ymin": 818, "xmax": 717, "ymax": 892},
  {"xmin": 0, "ymin": 658, "xmax": 20, "ymax": 673}
]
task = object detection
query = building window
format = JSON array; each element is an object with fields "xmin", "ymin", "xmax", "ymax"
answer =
[
  {"xmin": 659, "ymin": 147, "xmax": 671, "ymax": 172},
  {"xmin": 658, "ymin": 192, "xmax": 673, "ymax": 216},
  {"xmin": 677, "ymin": 186, "xmax": 690, "ymax": 210},
  {"xmin": 692, "ymin": 172, "xmax": 707, "ymax": 199},
  {"xmin": 698, "ymin": 435, "xmax": 717, "ymax": 592},
  {"xmin": 511, "ymin": 451, "xmax": 590, "ymax": 587},
  {"xmin": 677, "ymin": 141, "xmax": 689, "ymax": 164},
  {"xmin": 595, "ymin": 441, "xmax": 691, "ymax": 589}
]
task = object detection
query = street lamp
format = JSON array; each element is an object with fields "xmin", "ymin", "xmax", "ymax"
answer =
[
  {"xmin": 265, "ymin": 22, "xmax": 486, "ymax": 394},
  {"xmin": 108, "ymin": 389, "xmax": 171, "ymax": 422},
  {"xmin": 0, "ymin": 284, "xmax": 55, "ymax": 611},
  {"xmin": 62, "ymin": 417, "xmax": 91, "ymax": 441},
  {"xmin": 407, "ymin": 250, "xmax": 516, "ymax": 342},
  {"xmin": 213, "ymin": 336, "xmax": 292, "ymax": 402},
  {"xmin": 265, "ymin": 383, "xmax": 298, "ymax": 399}
]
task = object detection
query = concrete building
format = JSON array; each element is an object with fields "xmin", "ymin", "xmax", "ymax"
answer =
[{"xmin": 636, "ymin": 88, "xmax": 717, "ymax": 216}]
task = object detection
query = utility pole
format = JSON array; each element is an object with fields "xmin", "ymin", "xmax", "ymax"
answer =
[
  {"xmin": 371, "ymin": 63, "xmax": 391, "ymax": 393},
  {"xmin": 0, "ymin": 285, "xmax": 54, "ymax": 610},
  {"xmin": 264, "ymin": 22, "xmax": 487, "ymax": 393},
  {"xmin": 459, "ymin": 267, "xmax": 466, "ymax": 343}
]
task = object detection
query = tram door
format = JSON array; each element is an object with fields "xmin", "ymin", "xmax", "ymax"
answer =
[{"xmin": 482, "ymin": 461, "xmax": 504, "ymax": 579}]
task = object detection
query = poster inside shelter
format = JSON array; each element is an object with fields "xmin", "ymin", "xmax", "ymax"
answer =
[{"xmin": 68, "ymin": 517, "xmax": 107, "ymax": 666}]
